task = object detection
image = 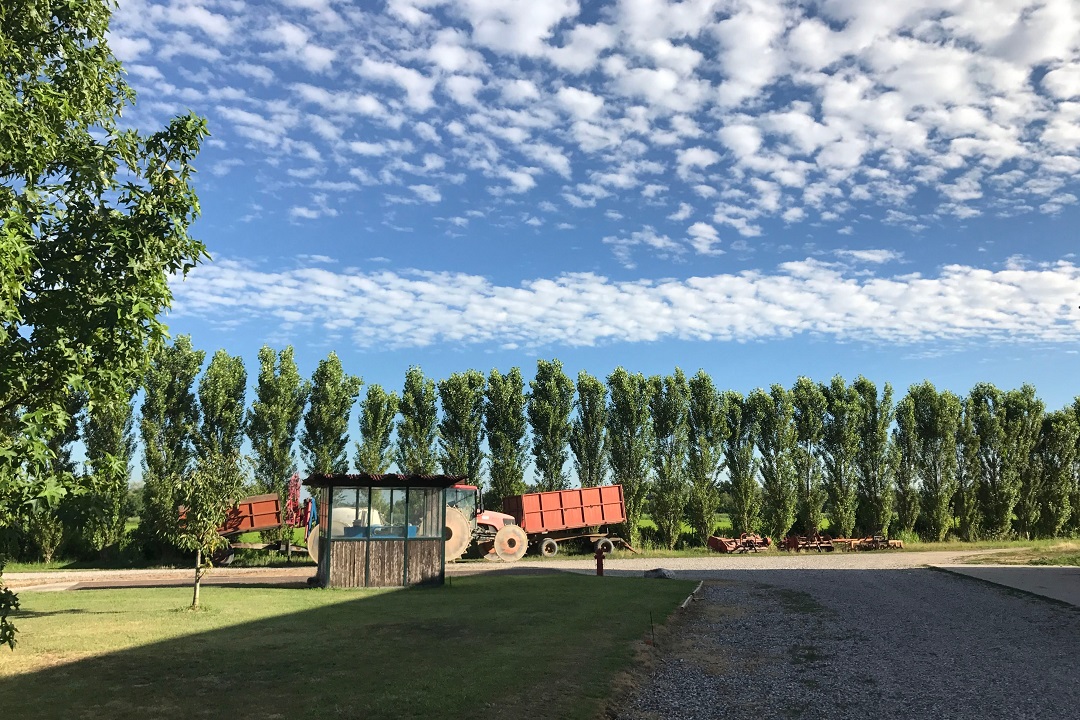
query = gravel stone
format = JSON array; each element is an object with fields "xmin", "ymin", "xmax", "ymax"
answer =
[{"xmin": 614, "ymin": 566, "xmax": 1080, "ymax": 720}]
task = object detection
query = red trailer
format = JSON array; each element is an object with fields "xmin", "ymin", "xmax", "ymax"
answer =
[{"xmin": 501, "ymin": 485, "xmax": 632, "ymax": 557}]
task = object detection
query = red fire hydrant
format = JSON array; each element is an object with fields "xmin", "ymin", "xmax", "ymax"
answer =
[{"xmin": 595, "ymin": 546, "xmax": 606, "ymax": 576}]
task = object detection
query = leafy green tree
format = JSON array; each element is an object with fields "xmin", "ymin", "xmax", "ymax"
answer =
[
  {"xmin": 648, "ymin": 369, "xmax": 690, "ymax": 549},
  {"xmin": 607, "ymin": 368, "xmax": 653, "ymax": 545},
  {"xmin": 751, "ymin": 385, "xmax": 798, "ymax": 542},
  {"xmin": 0, "ymin": 0, "xmax": 208, "ymax": 569},
  {"xmin": 396, "ymin": 366, "xmax": 438, "ymax": 475},
  {"xmin": 569, "ymin": 371, "xmax": 607, "ymax": 488},
  {"xmin": 1035, "ymin": 409, "xmax": 1079, "ymax": 538},
  {"xmin": 484, "ymin": 368, "xmax": 528, "ymax": 505},
  {"xmin": 300, "ymin": 352, "xmax": 361, "ymax": 475},
  {"xmin": 140, "ymin": 336, "xmax": 204, "ymax": 550},
  {"xmin": 1071, "ymin": 397, "xmax": 1080, "ymax": 534},
  {"xmin": 791, "ymin": 377, "xmax": 827, "ymax": 535},
  {"xmin": 853, "ymin": 376, "xmax": 895, "ymax": 536},
  {"xmin": 175, "ymin": 450, "xmax": 244, "ymax": 609},
  {"xmin": 891, "ymin": 395, "xmax": 920, "ymax": 537},
  {"xmin": 722, "ymin": 391, "xmax": 760, "ymax": 536},
  {"xmin": 955, "ymin": 400, "xmax": 981, "ymax": 541},
  {"xmin": 354, "ymin": 385, "xmax": 399, "ymax": 474},
  {"xmin": 820, "ymin": 376, "xmax": 859, "ymax": 538},
  {"xmin": 686, "ymin": 371, "xmax": 725, "ymax": 545},
  {"xmin": 197, "ymin": 350, "xmax": 246, "ymax": 490},
  {"xmin": 1010, "ymin": 386, "xmax": 1047, "ymax": 540},
  {"xmin": 438, "ymin": 370, "xmax": 486, "ymax": 482},
  {"xmin": 247, "ymin": 346, "xmax": 310, "ymax": 524},
  {"xmin": 968, "ymin": 383, "xmax": 1043, "ymax": 538},
  {"xmin": 77, "ymin": 389, "xmax": 136, "ymax": 555},
  {"xmin": 527, "ymin": 359, "xmax": 575, "ymax": 492},
  {"xmin": 909, "ymin": 383, "xmax": 961, "ymax": 541}
]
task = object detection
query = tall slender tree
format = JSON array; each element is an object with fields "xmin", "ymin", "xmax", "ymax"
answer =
[
  {"xmin": 79, "ymin": 389, "xmax": 136, "ymax": 555},
  {"xmin": 968, "ymin": 383, "xmax": 1043, "ymax": 538},
  {"xmin": 197, "ymin": 350, "xmax": 247, "ymax": 488},
  {"xmin": 722, "ymin": 391, "xmax": 760, "ymax": 536},
  {"xmin": 527, "ymin": 359, "xmax": 575, "ymax": 492},
  {"xmin": 140, "ymin": 336, "xmax": 204, "ymax": 549},
  {"xmin": 569, "ymin": 371, "xmax": 607, "ymax": 488},
  {"xmin": 438, "ymin": 370, "xmax": 486, "ymax": 482},
  {"xmin": 686, "ymin": 371, "xmax": 726, "ymax": 544},
  {"xmin": 853, "ymin": 376, "xmax": 895, "ymax": 536},
  {"xmin": 820, "ymin": 376, "xmax": 859, "ymax": 538},
  {"xmin": 955, "ymin": 399, "xmax": 981, "ymax": 540},
  {"xmin": 607, "ymin": 368, "xmax": 653, "ymax": 545},
  {"xmin": 791, "ymin": 377, "xmax": 827, "ymax": 535},
  {"xmin": 909, "ymin": 383, "xmax": 961, "ymax": 541},
  {"xmin": 301, "ymin": 352, "xmax": 361, "ymax": 475},
  {"xmin": 396, "ymin": 366, "xmax": 438, "ymax": 475},
  {"xmin": 751, "ymin": 384, "xmax": 798, "ymax": 542},
  {"xmin": 1009, "ymin": 385, "xmax": 1047, "ymax": 540},
  {"xmin": 1071, "ymin": 397, "xmax": 1080, "ymax": 534},
  {"xmin": 1034, "ymin": 409, "xmax": 1079, "ymax": 538},
  {"xmin": 247, "ymin": 346, "xmax": 310, "ymax": 519},
  {"xmin": 891, "ymin": 394, "xmax": 920, "ymax": 537},
  {"xmin": 485, "ymin": 368, "xmax": 528, "ymax": 505},
  {"xmin": 354, "ymin": 385, "xmax": 399, "ymax": 474},
  {"xmin": 649, "ymin": 369, "xmax": 690, "ymax": 549}
]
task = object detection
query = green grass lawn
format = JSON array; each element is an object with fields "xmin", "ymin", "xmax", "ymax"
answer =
[
  {"xmin": 958, "ymin": 540, "xmax": 1080, "ymax": 566},
  {"xmin": 0, "ymin": 574, "xmax": 694, "ymax": 720}
]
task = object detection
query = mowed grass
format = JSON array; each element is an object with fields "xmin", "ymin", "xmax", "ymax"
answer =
[
  {"xmin": 0, "ymin": 573, "xmax": 694, "ymax": 720},
  {"xmin": 959, "ymin": 540, "xmax": 1080, "ymax": 566}
]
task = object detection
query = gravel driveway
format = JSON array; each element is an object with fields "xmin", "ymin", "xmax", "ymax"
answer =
[{"xmin": 614, "ymin": 567, "xmax": 1080, "ymax": 720}]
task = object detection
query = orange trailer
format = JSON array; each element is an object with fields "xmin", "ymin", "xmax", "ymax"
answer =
[{"xmin": 501, "ymin": 485, "xmax": 633, "ymax": 557}]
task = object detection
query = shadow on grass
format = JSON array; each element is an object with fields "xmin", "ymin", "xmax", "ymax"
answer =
[{"xmin": 0, "ymin": 574, "xmax": 694, "ymax": 720}]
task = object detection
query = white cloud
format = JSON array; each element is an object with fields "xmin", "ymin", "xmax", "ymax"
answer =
[
  {"xmin": 687, "ymin": 222, "xmax": 723, "ymax": 255},
  {"xmin": 602, "ymin": 225, "xmax": 683, "ymax": 268},
  {"xmin": 171, "ymin": 259, "xmax": 1080, "ymax": 348},
  {"xmin": 410, "ymin": 184, "xmax": 442, "ymax": 202},
  {"xmin": 676, "ymin": 146, "xmax": 721, "ymax": 180},
  {"xmin": 835, "ymin": 249, "xmax": 902, "ymax": 264},
  {"xmin": 667, "ymin": 202, "xmax": 693, "ymax": 221}
]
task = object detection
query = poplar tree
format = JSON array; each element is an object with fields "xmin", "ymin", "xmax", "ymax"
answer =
[
  {"xmin": 910, "ymin": 383, "xmax": 961, "ymax": 541},
  {"xmin": 649, "ymin": 369, "xmax": 690, "ymax": 549},
  {"xmin": 485, "ymin": 368, "xmax": 528, "ymax": 504},
  {"xmin": 247, "ymin": 346, "xmax": 310, "ymax": 514},
  {"xmin": 354, "ymin": 385, "xmax": 399, "ymax": 474},
  {"xmin": 892, "ymin": 395, "xmax": 920, "ymax": 537},
  {"xmin": 1010, "ymin": 386, "xmax": 1047, "ymax": 540},
  {"xmin": 606, "ymin": 368, "xmax": 653, "ymax": 544},
  {"xmin": 527, "ymin": 359, "xmax": 574, "ymax": 492},
  {"xmin": 1035, "ymin": 409, "xmax": 1079, "ymax": 538},
  {"xmin": 569, "ymin": 371, "xmax": 607, "ymax": 488},
  {"xmin": 722, "ymin": 391, "xmax": 760, "ymax": 536},
  {"xmin": 955, "ymin": 400, "xmax": 981, "ymax": 541},
  {"xmin": 79, "ymin": 389, "xmax": 136, "ymax": 555},
  {"xmin": 438, "ymin": 370, "xmax": 486, "ymax": 482},
  {"xmin": 1071, "ymin": 397, "xmax": 1080, "ymax": 534},
  {"xmin": 791, "ymin": 377, "xmax": 827, "ymax": 535},
  {"xmin": 968, "ymin": 383, "xmax": 1043, "ymax": 538},
  {"xmin": 301, "ymin": 352, "xmax": 361, "ymax": 475},
  {"xmin": 820, "ymin": 376, "xmax": 859, "ymax": 538},
  {"xmin": 140, "ymin": 336, "xmax": 204, "ymax": 549},
  {"xmin": 853, "ymin": 376, "xmax": 895, "ymax": 536},
  {"xmin": 395, "ymin": 366, "xmax": 438, "ymax": 475},
  {"xmin": 686, "ymin": 371, "xmax": 725, "ymax": 544},
  {"xmin": 197, "ymin": 350, "xmax": 247, "ymax": 488},
  {"xmin": 752, "ymin": 384, "xmax": 798, "ymax": 541}
]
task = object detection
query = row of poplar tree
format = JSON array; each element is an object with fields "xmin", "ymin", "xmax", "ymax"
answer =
[{"xmin": 21, "ymin": 335, "xmax": 1080, "ymax": 559}]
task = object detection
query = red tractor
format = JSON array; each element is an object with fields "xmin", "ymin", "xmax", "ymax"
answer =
[{"xmin": 443, "ymin": 484, "xmax": 525, "ymax": 562}]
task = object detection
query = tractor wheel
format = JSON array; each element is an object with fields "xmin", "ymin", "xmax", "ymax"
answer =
[
  {"xmin": 443, "ymin": 506, "xmax": 473, "ymax": 562},
  {"xmin": 305, "ymin": 528, "xmax": 320, "ymax": 564},
  {"xmin": 493, "ymin": 524, "xmax": 528, "ymax": 562},
  {"xmin": 212, "ymin": 545, "xmax": 236, "ymax": 566},
  {"xmin": 594, "ymin": 538, "xmax": 614, "ymax": 554},
  {"xmin": 539, "ymin": 538, "xmax": 559, "ymax": 557}
]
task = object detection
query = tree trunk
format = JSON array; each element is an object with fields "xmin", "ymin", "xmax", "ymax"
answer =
[{"xmin": 192, "ymin": 548, "xmax": 202, "ymax": 609}]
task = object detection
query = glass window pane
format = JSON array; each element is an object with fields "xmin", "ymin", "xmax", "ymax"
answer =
[
  {"xmin": 409, "ymin": 488, "xmax": 443, "ymax": 538},
  {"xmin": 331, "ymin": 487, "xmax": 372, "ymax": 539}
]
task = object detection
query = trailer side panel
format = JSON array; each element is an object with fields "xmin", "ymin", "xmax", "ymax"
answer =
[{"xmin": 504, "ymin": 485, "xmax": 626, "ymax": 534}]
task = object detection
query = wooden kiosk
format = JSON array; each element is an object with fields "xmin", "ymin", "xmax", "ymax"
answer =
[{"xmin": 304, "ymin": 473, "xmax": 464, "ymax": 589}]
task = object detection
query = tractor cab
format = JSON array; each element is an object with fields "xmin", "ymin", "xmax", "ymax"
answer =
[{"xmin": 447, "ymin": 483, "xmax": 515, "ymax": 531}]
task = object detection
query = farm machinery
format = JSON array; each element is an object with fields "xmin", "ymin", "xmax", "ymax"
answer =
[
  {"xmin": 213, "ymin": 475, "xmax": 313, "ymax": 564},
  {"xmin": 443, "ymin": 484, "xmax": 633, "ymax": 562}
]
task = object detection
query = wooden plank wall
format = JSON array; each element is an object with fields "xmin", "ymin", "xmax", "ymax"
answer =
[
  {"xmin": 407, "ymin": 539, "xmax": 444, "ymax": 585},
  {"xmin": 367, "ymin": 540, "xmax": 406, "ymax": 587},
  {"xmin": 328, "ymin": 540, "xmax": 366, "ymax": 588}
]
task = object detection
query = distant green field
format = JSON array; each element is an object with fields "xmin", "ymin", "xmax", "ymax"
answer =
[{"xmin": 0, "ymin": 574, "xmax": 694, "ymax": 720}]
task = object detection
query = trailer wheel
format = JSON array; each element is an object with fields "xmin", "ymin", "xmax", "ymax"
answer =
[
  {"xmin": 539, "ymin": 538, "xmax": 559, "ymax": 557},
  {"xmin": 594, "ymin": 538, "xmax": 614, "ymax": 554}
]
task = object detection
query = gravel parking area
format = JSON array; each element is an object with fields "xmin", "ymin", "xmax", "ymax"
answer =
[{"xmin": 614, "ymin": 567, "xmax": 1080, "ymax": 720}]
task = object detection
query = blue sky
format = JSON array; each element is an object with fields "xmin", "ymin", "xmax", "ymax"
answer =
[{"xmin": 110, "ymin": 0, "xmax": 1080, "ymax": 421}]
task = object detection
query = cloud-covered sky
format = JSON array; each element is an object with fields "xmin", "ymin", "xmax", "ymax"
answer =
[{"xmin": 112, "ymin": 0, "xmax": 1080, "ymax": 408}]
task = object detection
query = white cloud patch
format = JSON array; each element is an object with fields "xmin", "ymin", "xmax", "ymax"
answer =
[{"xmin": 171, "ymin": 259, "xmax": 1080, "ymax": 348}]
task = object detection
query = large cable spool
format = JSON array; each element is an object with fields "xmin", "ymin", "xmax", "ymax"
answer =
[{"xmin": 444, "ymin": 506, "xmax": 473, "ymax": 562}]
